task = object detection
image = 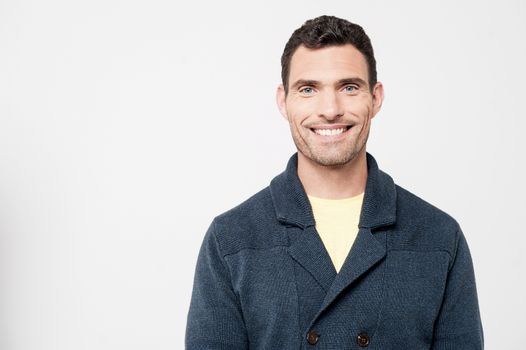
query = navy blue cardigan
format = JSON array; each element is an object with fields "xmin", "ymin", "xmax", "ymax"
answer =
[{"xmin": 186, "ymin": 152, "xmax": 484, "ymax": 349}]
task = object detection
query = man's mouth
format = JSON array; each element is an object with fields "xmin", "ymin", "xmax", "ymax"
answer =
[{"xmin": 309, "ymin": 125, "xmax": 352, "ymax": 136}]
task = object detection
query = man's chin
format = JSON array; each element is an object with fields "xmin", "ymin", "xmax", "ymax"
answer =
[{"xmin": 305, "ymin": 152, "xmax": 356, "ymax": 168}]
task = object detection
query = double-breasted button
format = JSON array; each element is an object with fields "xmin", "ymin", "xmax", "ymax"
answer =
[
  {"xmin": 357, "ymin": 332, "xmax": 370, "ymax": 347},
  {"xmin": 306, "ymin": 330, "xmax": 319, "ymax": 345}
]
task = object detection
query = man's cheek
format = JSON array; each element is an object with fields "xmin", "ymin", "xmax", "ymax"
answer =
[{"xmin": 350, "ymin": 106, "xmax": 370, "ymax": 119}]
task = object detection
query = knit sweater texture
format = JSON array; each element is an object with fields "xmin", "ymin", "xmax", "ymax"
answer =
[{"xmin": 185, "ymin": 152, "xmax": 484, "ymax": 349}]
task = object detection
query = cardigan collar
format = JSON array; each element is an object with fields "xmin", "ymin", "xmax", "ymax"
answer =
[{"xmin": 269, "ymin": 152, "xmax": 397, "ymax": 230}]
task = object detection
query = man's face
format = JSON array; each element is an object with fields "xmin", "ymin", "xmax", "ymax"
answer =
[{"xmin": 277, "ymin": 44, "xmax": 384, "ymax": 167}]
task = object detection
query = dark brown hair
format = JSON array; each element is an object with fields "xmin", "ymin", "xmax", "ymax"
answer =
[{"xmin": 281, "ymin": 15, "xmax": 377, "ymax": 94}]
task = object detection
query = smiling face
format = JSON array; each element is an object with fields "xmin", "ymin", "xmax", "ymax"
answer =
[{"xmin": 277, "ymin": 44, "xmax": 384, "ymax": 167}]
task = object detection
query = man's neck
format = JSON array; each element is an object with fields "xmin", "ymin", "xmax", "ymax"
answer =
[{"xmin": 297, "ymin": 149, "xmax": 368, "ymax": 200}]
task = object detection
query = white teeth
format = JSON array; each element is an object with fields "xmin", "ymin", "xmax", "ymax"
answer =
[{"xmin": 313, "ymin": 128, "xmax": 346, "ymax": 136}]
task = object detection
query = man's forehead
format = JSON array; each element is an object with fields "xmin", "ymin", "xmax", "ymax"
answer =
[{"xmin": 288, "ymin": 44, "xmax": 369, "ymax": 86}]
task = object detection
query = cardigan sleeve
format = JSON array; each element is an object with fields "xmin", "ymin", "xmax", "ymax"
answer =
[
  {"xmin": 431, "ymin": 227, "xmax": 484, "ymax": 350},
  {"xmin": 185, "ymin": 220, "xmax": 249, "ymax": 350}
]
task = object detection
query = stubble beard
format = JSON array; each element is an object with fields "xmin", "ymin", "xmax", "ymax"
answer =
[{"xmin": 290, "ymin": 124, "xmax": 369, "ymax": 167}]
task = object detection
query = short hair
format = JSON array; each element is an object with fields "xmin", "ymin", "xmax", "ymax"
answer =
[{"xmin": 280, "ymin": 15, "xmax": 377, "ymax": 94}]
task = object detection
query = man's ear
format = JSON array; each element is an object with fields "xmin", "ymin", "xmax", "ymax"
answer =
[
  {"xmin": 371, "ymin": 81, "xmax": 385, "ymax": 118},
  {"xmin": 276, "ymin": 84, "xmax": 288, "ymax": 121}
]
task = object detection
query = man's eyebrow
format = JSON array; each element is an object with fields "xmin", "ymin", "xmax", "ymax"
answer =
[
  {"xmin": 337, "ymin": 77, "xmax": 368, "ymax": 87},
  {"xmin": 290, "ymin": 79, "xmax": 319, "ymax": 90}
]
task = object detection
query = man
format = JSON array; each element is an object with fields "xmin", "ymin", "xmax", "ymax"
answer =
[{"xmin": 185, "ymin": 15, "xmax": 483, "ymax": 349}]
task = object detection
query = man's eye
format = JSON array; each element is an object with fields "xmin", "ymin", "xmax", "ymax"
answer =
[
  {"xmin": 344, "ymin": 85, "xmax": 358, "ymax": 93},
  {"xmin": 299, "ymin": 87, "xmax": 314, "ymax": 95}
]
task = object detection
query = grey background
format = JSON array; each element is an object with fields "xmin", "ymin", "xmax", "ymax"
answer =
[{"xmin": 1, "ymin": 0, "xmax": 525, "ymax": 348}]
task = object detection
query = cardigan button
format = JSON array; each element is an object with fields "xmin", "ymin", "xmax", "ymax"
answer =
[
  {"xmin": 357, "ymin": 332, "xmax": 370, "ymax": 347},
  {"xmin": 306, "ymin": 330, "xmax": 319, "ymax": 345}
]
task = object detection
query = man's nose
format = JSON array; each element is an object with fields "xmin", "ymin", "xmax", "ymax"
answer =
[{"xmin": 317, "ymin": 91, "xmax": 344, "ymax": 120}]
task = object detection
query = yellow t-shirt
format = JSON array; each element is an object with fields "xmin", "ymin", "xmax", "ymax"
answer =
[{"xmin": 307, "ymin": 192, "xmax": 364, "ymax": 273}]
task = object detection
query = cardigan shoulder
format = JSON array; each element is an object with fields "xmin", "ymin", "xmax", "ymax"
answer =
[
  {"xmin": 211, "ymin": 186, "xmax": 287, "ymax": 258},
  {"xmin": 391, "ymin": 183, "xmax": 462, "ymax": 260}
]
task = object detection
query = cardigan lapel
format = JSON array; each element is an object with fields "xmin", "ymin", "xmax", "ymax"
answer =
[
  {"xmin": 318, "ymin": 227, "xmax": 386, "ymax": 312},
  {"xmin": 286, "ymin": 225, "xmax": 337, "ymax": 292},
  {"xmin": 269, "ymin": 153, "xmax": 336, "ymax": 292}
]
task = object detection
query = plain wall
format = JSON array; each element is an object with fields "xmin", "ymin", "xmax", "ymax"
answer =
[{"xmin": 1, "ymin": 0, "xmax": 525, "ymax": 348}]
